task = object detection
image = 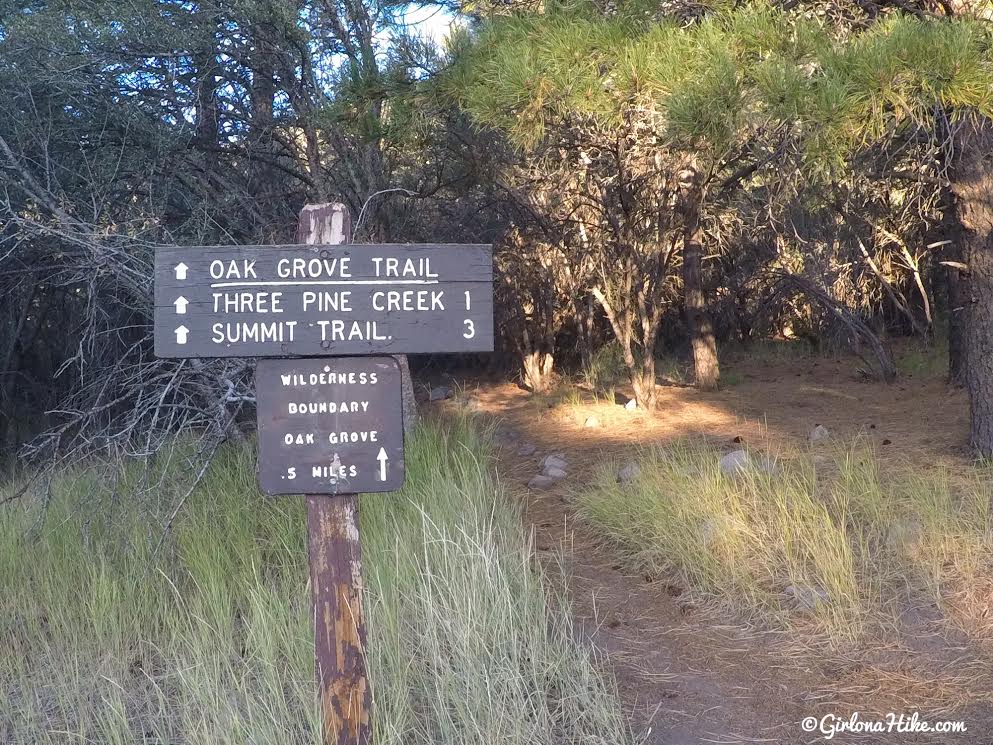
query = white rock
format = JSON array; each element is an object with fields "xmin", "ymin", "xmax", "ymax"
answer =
[
  {"xmin": 516, "ymin": 441, "xmax": 537, "ymax": 456},
  {"xmin": 528, "ymin": 474, "xmax": 559, "ymax": 489},
  {"xmin": 429, "ymin": 386, "xmax": 453, "ymax": 402},
  {"xmin": 808, "ymin": 424, "xmax": 830, "ymax": 443},
  {"xmin": 617, "ymin": 462, "xmax": 641, "ymax": 483},
  {"xmin": 541, "ymin": 453, "xmax": 568, "ymax": 471},
  {"xmin": 699, "ymin": 515, "xmax": 735, "ymax": 548},
  {"xmin": 756, "ymin": 455, "xmax": 781, "ymax": 476},
  {"xmin": 583, "ymin": 416, "xmax": 600, "ymax": 428},
  {"xmin": 542, "ymin": 466, "xmax": 567, "ymax": 479},
  {"xmin": 624, "ymin": 399, "xmax": 638, "ymax": 410},
  {"xmin": 719, "ymin": 449, "xmax": 751, "ymax": 476},
  {"xmin": 785, "ymin": 583, "xmax": 830, "ymax": 610}
]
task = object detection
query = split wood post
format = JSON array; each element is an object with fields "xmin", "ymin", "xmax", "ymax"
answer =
[
  {"xmin": 297, "ymin": 202, "xmax": 372, "ymax": 745},
  {"xmin": 298, "ymin": 203, "xmax": 417, "ymax": 434}
]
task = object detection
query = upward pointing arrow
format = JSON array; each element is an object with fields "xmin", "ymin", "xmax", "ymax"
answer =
[
  {"xmin": 377, "ymin": 447, "xmax": 388, "ymax": 481},
  {"xmin": 174, "ymin": 296, "xmax": 188, "ymax": 314},
  {"xmin": 175, "ymin": 325, "xmax": 189, "ymax": 345},
  {"xmin": 174, "ymin": 262, "xmax": 189, "ymax": 280}
]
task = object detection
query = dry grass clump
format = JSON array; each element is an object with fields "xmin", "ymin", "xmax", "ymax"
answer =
[{"xmin": 578, "ymin": 438, "xmax": 993, "ymax": 646}]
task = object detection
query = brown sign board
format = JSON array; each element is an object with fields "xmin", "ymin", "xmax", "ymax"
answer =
[
  {"xmin": 255, "ymin": 357, "xmax": 404, "ymax": 495},
  {"xmin": 153, "ymin": 243, "xmax": 493, "ymax": 358}
]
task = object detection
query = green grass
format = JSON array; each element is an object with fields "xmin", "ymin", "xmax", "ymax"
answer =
[
  {"xmin": 578, "ymin": 439, "xmax": 993, "ymax": 644},
  {"xmin": 0, "ymin": 418, "xmax": 631, "ymax": 745},
  {"xmin": 581, "ymin": 343, "xmax": 693, "ymax": 391},
  {"xmin": 582, "ymin": 343, "xmax": 628, "ymax": 393},
  {"xmin": 893, "ymin": 336, "xmax": 949, "ymax": 379}
]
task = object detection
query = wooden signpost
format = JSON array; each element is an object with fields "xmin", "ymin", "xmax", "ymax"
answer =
[{"xmin": 152, "ymin": 202, "xmax": 494, "ymax": 745}]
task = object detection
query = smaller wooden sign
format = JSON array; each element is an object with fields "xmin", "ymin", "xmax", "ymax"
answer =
[{"xmin": 256, "ymin": 357, "xmax": 404, "ymax": 495}]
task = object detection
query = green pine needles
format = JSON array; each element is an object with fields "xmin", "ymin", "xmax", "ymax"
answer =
[{"xmin": 451, "ymin": 3, "xmax": 993, "ymax": 166}]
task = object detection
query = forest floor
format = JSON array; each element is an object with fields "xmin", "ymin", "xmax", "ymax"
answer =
[{"xmin": 437, "ymin": 344, "xmax": 992, "ymax": 744}]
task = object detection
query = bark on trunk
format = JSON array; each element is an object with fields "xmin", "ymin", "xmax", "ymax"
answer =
[
  {"xmin": 948, "ymin": 255, "xmax": 968, "ymax": 386},
  {"xmin": 932, "ymin": 185, "xmax": 968, "ymax": 384},
  {"xmin": 522, "ymin": 350, "xmax": 555, "ymax": 393},
  {"xmin": 591, "ymin": 284, "xmax": 658, "ymax": 410},
  {"xmin": 630, "ymin": 355, "xmax": 657, "ymax": 411},
  {"xmin": 683, "ymin": 230, "xmax": 720, "ymax": 390},
  {"xmin": 951, "ymin": 119, "xmax": 993, "ymax": 456},
  {"xmin": 680, "ymin": 165, "xmax": 720, "ymax": 390}
]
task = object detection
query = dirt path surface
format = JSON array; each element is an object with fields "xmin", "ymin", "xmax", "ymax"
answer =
[{"xmin": 437, "ymin": 352, "xmax": 992, "ymax": 744}]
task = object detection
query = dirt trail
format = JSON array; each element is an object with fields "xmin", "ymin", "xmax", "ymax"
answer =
[{"xmin": 442, "ymin": 353, "xmax": 988, "ymax": 744}]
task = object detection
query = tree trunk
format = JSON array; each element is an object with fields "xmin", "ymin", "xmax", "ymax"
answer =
[
  {"xmin": 947, "ymin": 258, "xmax": 968, "ymax": 386},
  {"xmin": 680, "ymin": 165, "xmax": 720, "ymax": 390},
  {"xmin": 683, "ymin": 228, "xmax": 720, "ymax": 390},
  {"xmin": 591, "ymin": 285, "xmax": 658, "ymax": 410},
  {"xmin": 926, "ymin": 183, "xmax": 966, "ymax": 384},
  {"xmin": 630, "ymin": 355, "xmax": 657, "ymax": 410},
  {"xmin": 522, "ymin": 350, "xmax": 554, "ymax": 393},
  {"xmin": 193, "ymin": 19, "xmax": 220, "ymax": 155},
  {"xmin": 950, "ymin": 119, "xmax": 993, "ymax": 456}
]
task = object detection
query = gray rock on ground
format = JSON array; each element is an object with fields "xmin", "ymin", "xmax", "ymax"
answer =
[
  {"xmin": 541, "ymin": 453, "xmax": 568, "ymax": 471},
  {"xmin": 755, "ymin": 455, "xmax": 781, "ymax": 476},
  {"xmin": 429, "ymin": 385, "xmax": 453, "ymax": 402},
  {"xmin": 808, "ymin": 424, "xmax": 830, "ymax": 443},
  {"xmin": 719, "ymin": 449, "xmax": 751, "ymax": 476},
  {"xmin": 542, "ymin": 466, "xmax": 567, "ymax": 480},
  {"xmin": 886, "ymin": 517, "xmax": 924, "ymax": 552},
  {"xmin": 516, "ymin": 441, "xmax": 537, "ymax": 456},
  {"xmin": 492, "ymin": 428, "xmax": 519, "ymax": 447},
  {"xmin": 719, "ymin": 449, "xmax": 779, "ymax": 477},
  {"xmin": 785, "ymin": 583, "xmax": 830, "ymax": 610},
  {"xmin": 528, "ymin": 474, "xmax": 559, "ymax": 489},
  {"xmin": 699, "ymin": 515, "xmax": 736, "ymax": 548},
  {"xmin": 583, "ymin": 415, "xmax": 600, "ymax": 428},
  {"xmin": 617, "ymin": 462, "xmax": 641, "ymax": 483}
]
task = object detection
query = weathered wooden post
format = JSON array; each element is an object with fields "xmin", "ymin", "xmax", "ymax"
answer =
[
  {"xmin": 297, "ymin": 203, "xmax": 371, "ymax": 745},
  {"xmin": 299, "ymin": 204, "xmax": 417, "ymax": 434}
]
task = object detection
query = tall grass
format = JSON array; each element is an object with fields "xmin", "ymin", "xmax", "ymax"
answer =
[
  {"xmin": 578, "ymin": 439, "xmax": 993, "ymax": 644},
  {"xmin": 1, "ymin": 417, "xmax": 630, "ymax": 745}
]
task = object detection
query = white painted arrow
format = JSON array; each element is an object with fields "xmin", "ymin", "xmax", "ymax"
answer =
[
  {"xmin": 377, "ymin": 447, "xmax": 388, "ymax": 481},
  {"xmin": 174, "ymin": 262, "xmax": 189, "ymax": 280},
  {"xmin": 174, "ymin": 296, "xmax": 188, "ymax": 314},
  {"xmin": 175, "ymin": 325, "xmax": 189, "ymax": 345}
]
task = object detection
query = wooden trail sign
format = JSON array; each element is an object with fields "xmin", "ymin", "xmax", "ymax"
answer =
[
  {"xmin": 256, "ymin": 356, "xmax": 404, "ymax": 495},
  {"xmin": 153, "ymin": 243, "xmax": 493, "ymax": 357},
  {"xmin": 154, "ymin": 201, "xmax": 494, "ymax": 745}
]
